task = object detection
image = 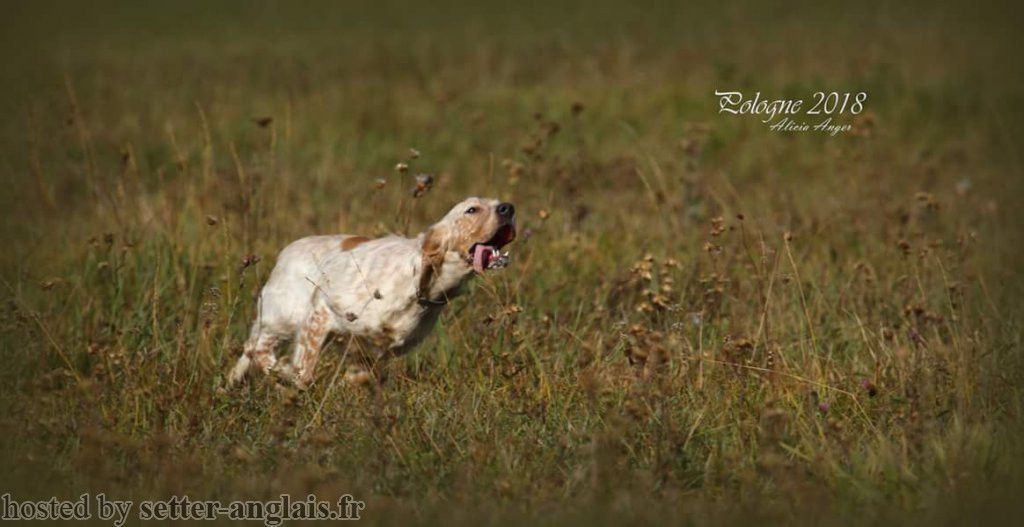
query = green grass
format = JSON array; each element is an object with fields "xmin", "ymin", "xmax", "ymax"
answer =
[{"xmin": 2, "ymin": 1, "xmax": 1023, "ymax": 524}]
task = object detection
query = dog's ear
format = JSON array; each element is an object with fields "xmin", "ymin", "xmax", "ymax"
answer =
[{"xmin": 418, "ymin": 225, "xmax": 448, "ymax": 301}]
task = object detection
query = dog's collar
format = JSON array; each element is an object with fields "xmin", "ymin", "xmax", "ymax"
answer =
[{"xmin": 417, "ymin": 296, "xmax": 448, "ymax": 307}]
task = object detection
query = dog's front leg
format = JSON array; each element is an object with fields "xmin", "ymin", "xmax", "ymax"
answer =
[
  {"xmin": 229, "ymin": 330, "xmax": 282, "ymax": 386},
  {"xmin": 339, "ymin": 341, "xmax": 398, "ymax": 386}
]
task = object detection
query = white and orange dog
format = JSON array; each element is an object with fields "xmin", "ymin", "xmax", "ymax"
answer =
[{"xmin": 228, "ymin": 197, "xmax": 516, "ymax": 389}]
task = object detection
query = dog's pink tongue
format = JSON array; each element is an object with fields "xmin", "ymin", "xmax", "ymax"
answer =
[{"xmin": 473, "ymin": 245, "xmax": 493, "ymax": 273}]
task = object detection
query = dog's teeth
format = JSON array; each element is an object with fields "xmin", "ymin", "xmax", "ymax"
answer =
[{"xmin": 487, "ymin": 251, "xmax": 511, "ymax": 269}]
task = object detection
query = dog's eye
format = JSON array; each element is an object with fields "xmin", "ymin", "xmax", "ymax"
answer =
[{"xmin": 465, "ymin": 206, "xmax": 479, "ymax": 214}]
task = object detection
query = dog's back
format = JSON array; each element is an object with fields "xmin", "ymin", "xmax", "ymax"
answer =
[{"xmin": 256, "ymin": 234, "xmax": 417, "ymax": 332}]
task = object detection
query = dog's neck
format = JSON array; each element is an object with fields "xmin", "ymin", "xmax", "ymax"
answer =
[
  {"xmin": 423, "ymin": 251, "xmax": 474, "ymax": 304},
  {"xmin": 413, "ymin": 231, "xmax": 475, "ymax": 305}
]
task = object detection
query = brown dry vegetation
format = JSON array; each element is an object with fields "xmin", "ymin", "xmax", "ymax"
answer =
[{"xmin": 1, "ymin": 1, "xmax": 1023, "ymax": 524}]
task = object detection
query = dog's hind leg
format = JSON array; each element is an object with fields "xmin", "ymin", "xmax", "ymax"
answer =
[
  {"xmin": 228, "ymin": 329, "xmax": 282, "ymax": 386},
  {"xmin": 279, "ymin": 299, "xmax": 334, "ymax": 390}
]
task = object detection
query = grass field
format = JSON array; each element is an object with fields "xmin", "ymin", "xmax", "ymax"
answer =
[{"xmin": 2, "ymin": 1, "xmax": 1024, "ymax": 524}]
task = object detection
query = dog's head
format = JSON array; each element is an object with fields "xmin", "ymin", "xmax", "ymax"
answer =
[{"xmin": 418, "ymin": 197, "xmax": 516, "ymax": 301}]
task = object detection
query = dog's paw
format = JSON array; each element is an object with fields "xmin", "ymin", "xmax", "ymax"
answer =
[
  {"xmin": 270, "ymin": 362, "xmax": 298, "ymax": 383},
  {"xmin": 227, "ymin": 356, "xmax": 253, "ymax": 387},
  {"xmin": 343, "ymin": 364, "xmax": 374, "ymax": 386},
  {"xmin": 270, "ymin": 362, "xmax": 311, "ymax": 391}
]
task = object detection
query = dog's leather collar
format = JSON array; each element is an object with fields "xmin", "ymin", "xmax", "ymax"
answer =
[{"xmin": 417, "ymin": 296, "xmax": 448, "ymax": 307}]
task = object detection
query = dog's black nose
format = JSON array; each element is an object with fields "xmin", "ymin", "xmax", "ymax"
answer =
[{"xmin": 496, "ymin": 202, "xmax": 515, "ymax": 218}]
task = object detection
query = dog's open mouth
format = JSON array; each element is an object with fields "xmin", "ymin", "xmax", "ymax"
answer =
[{"xmin": 469, "ymin": 224, "xmax": 516, "ymax": 273}]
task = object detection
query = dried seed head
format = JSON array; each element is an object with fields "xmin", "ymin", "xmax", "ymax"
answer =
[
  {"xmin": 710, "ymin": 217, "xmax": 726, "ymax": 236},
  {"xmin": 860, "ymin": 379, "xmax": 878, "ymax": 397},
  {"xmin": 915, "ymin": 192, "xmax": 940, "ymax": 211},
  {"xmin": 955, "ymin": 179, "xmax": 971, "ymax": 196},
  {"xmin": 503, "ymin": 159, "xmax": 525, "ymax": 181},
  {"xmin": 412, "ymin": 173, "xmax": 434, "ymax": 197},
  {"xmin": 240, "ymin": 254, "xmax": 261, "ymax": 269},
  {"xmin": 39, "ymin": 278, "xmax": 62, "ymax": 290}
]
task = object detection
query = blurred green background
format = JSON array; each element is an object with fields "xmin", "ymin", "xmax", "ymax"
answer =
[{"xmin": 1, "ymin": 1, "xmax": 1023, "ymax": 525}]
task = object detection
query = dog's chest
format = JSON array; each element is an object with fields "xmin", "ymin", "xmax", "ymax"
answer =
[
  {"xmin": 344, "ymin": 300, "xmax": 440, "ymax": 354},
  {"xmin": 315, "ymin": 235, "xmax": 462, "ymax": 353}
]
